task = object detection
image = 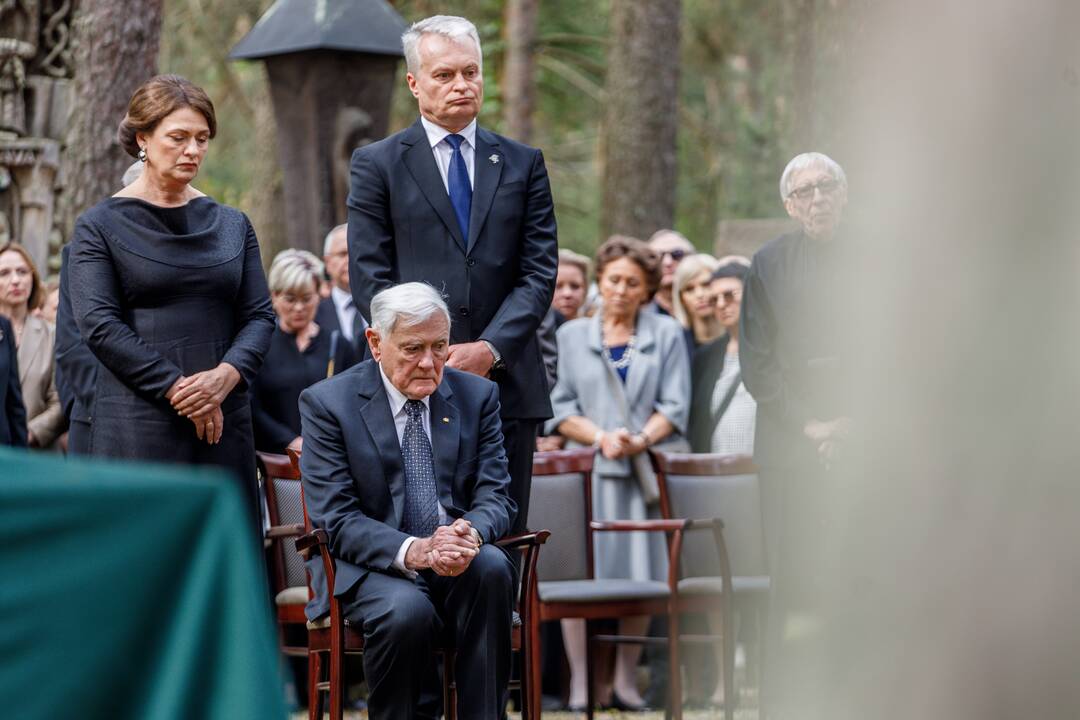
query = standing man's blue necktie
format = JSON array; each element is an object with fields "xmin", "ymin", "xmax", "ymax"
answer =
[{"xmin": 445, "ymin": 133, "xmax": 472, "ymax": 240}]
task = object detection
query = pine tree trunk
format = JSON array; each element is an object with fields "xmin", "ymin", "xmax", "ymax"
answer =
[
  {"xmin": 57, "ymin": 0, "xmax": 163, "ymax": 237},
  {"xmin": 601, "ymin": 0, "xmax": 681, "ymax": 240},
  {"xmin": 502, "ymin": 0, "xmax": 539, "ymax": 143}
]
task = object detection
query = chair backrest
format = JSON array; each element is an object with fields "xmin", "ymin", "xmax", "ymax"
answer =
[
  {"xmin": 528, "ymin": 448, "xmax": 596, "ymax": 582},
  {"xmin": 652, "ymin": 451, "xmax": 766, "ymax": 579},
  {"xmin": 257, "ymin": 451, "xmax": 308, "ymax": 590}
]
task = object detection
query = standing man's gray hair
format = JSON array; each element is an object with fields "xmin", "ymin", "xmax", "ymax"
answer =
[
  {"xmin": 323, "ymin": 223, "xmax": 347, "ymax": 256},
  {"xmin": 401, "ymin": 15, "xmax": 482, "ymax": 75},
  {"xmin": 369, "ymin": 282, "xmax": 451, "ymax": 339},
  {"xmin": 779, "ymin": 152, "xmax": 847, "ymax": 202}
]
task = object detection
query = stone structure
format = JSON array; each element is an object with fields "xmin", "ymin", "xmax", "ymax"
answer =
[
  {"xmin": 0, "ymin": 0, "xmax": 73, "ymax": 273},
  {"xmin": 230, "ymin": 0, "xmax": 407, "ymax": 256}
]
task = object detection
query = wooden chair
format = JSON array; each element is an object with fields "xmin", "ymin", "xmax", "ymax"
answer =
[
  {"xmin": 256, "ymin": 451, "xmax": 310, "ymax": 660},
  {"xmin": 653, "ymin": 450, "xmax": 766, "ymax": 720},
  {"xmin": 289, "ymin": 448, "xmax": 549, "ymax": 720},
  {"xmin": 527, "ymin": 447, "xmax": 728, "ymax": 720}
]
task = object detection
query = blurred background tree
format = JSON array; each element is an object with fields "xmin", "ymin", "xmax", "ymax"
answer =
[{"xmin": 153, "ymin": 0, "xmax": 857, "ymax": 261}]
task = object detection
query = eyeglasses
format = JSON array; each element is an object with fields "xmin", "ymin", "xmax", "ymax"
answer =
[
  {"xmin": 788, "ymin": 178, "xmax": 840, "ymax": 201},
  {"xmin": 716, "ymin": 290, "xmax": 741, "ymax": 305},
  {"xmin": 661, "ymin": 249, "xmax": 688, "ymax": 262}
]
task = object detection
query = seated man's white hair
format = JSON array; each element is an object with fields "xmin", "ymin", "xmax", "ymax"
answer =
[
  {"xmin": 401, "ymin": 15, "xmax": 482, "ymax": 75},
  {"xmin": 778, "ymin": 151, "xmax": 848, "ymax": 202},
  {"xmin": 369, "ymin": 282, "xmax": 452, "ymax": 338},
  {"xmin": 322, "ymin": 223, "xmax": 347, "ymax": 256}
]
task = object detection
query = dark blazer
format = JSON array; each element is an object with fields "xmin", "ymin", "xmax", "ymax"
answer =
[
  {"xmin": 347, "ymin": 118, "xmax": 558, "ymax": 420},
  {"xmin": 315, "ymin": 295, "xmax": 370, "ymax": 361},
  {"xmin": 688, "ymin": 334, "xmax": 730, "ymax": 453},
  {"xmin": 740, "ymin": 231, "xmax": 846, "ymax": 468},
  {"xmin": 0, "ymin": 315, "xmax": 27, "ymax": 446},
  {"xmin": 298, "ymin": 360, "xmax": 516, "ymax": 619},
  {"xmin": 55, "ymin": 244, "xmax": 100, "ymax": 427}
]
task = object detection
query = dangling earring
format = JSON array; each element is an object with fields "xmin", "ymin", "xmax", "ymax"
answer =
[{"xmin": 137, "ymin": 147, "xmax": 147, "ymax": 163}]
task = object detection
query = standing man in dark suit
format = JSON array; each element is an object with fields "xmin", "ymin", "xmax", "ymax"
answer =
[
  {"xmin": 300, "ymin": 282, "xmax": 516, "ymax": 719},
  {"xmin": 316, "ymin": 223, "xmax": 368, "ymax": 357},
  {"xmin": 348, "ymin": 15, "xmax": 558, "ymax": 535}
]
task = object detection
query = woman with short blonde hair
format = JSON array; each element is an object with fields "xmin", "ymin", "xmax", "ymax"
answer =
[{"xmin": 251, "ymin": 249, "xmax": 358, "ymax": 454}]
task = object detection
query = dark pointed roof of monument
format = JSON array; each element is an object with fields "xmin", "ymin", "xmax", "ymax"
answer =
[{"xmin": 229, "ymin": 0, "xmax": 407, "ymax": 60}]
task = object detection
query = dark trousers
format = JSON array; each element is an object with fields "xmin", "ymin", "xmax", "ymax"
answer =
[
  {"xmin": 67, "ymin": 419, "xmax": 91, "ymax": 455},
  {"xmin": 501, "ymin": 418, "xmax": 538, "ymax": 535},
  {"xmin": 340, "ymin": 544, "xmax": 516, "ymax": 720}
]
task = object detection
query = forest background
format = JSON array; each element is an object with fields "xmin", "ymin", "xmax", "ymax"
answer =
[{"xmin": 157, "ymin": 0, "xmax": 862, "ymax": 261}]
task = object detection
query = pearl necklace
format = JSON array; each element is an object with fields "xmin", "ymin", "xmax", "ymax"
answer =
[{"xmin": 602, "ymin": 332, "xmax": 636, "ymax": 370}]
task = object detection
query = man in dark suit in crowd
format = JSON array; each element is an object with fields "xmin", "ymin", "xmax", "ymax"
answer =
[
  {"xmin": 300, "ymin": 282, "xmax": 516, "ymax": 720},
  {"xmin": 316, "ymin": 223, "xmax": 368, "ymax": 357},
  {"xmin": 347, "ymin": 14, "xmax": 558, "ymax": 536}
]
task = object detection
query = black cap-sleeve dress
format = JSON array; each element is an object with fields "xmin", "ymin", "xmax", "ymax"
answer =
[{"xmin": 68, "ymin": 196, "xmax": 276, "ymax": 518}]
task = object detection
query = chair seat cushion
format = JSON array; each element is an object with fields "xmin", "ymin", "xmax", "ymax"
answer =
[
  {"xmin": 677, "ymin": 575, "xmax": 771, "ymax": 595},
  {"xmin": 275, "ymin": 586, "xmax": 308, "ymax": 606},
  {"xmin": 538, "ymin": 579, "xmax": 670, "ymax": 603}
]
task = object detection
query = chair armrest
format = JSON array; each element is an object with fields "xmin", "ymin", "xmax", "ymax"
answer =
[
  {"xmin": 590, "ymin": 519, "xmax": 690, "ymax": 533},
  {"xmin": 266, "ymin": 523, "xmax": 305, "ymax": 539},
  {"xmin": 295, "ymin": 528, "xmax": 329, "ymax": 559},
  {"xmin": 495, "ymin": 530, "xmax": 551, "ymax": 550}
]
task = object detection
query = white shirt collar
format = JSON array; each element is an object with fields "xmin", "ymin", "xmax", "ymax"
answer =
[
  {"xmin": 420, "ymin": 115, "xmax": 477, "ymax": 150},
  {"xmin": 331, "ymin": 285, "xmax": 352, "ymax": 311},
  {"xmin": 379, "ymin": 364, "xmax": 431, "ymax": 417}
]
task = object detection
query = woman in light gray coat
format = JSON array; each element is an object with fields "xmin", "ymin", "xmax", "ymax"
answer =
[{"xmin": 546, "ymin": 235, "xmax": 690, "ymax": 711}]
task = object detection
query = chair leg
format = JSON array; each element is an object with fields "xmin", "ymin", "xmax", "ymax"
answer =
[
  {"xmin": 585, "ymin": 620, "xmax": 596, "ymax": 720},
  {"xmin": 329, "ymin": 649, "xmax": 343, "ymax": 720},
  {"xmin": 446, "ymin": 650, "xmax": 460, "ymax": 720},
  {"xmin": 527, "ymin": 613, "xmax": 543, "ymax": 720},
  {"xmin": 668, "ymin": 611, "xmax": 683, "ymax": 720},
  {"xmin": 308, "ymin": 651, "xmax": 323, "ymax": 720},
  {"xmin": 722, "ymin": 599, "xmax": 735, "ymax": 720}
]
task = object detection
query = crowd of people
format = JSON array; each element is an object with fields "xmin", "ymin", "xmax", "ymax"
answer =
[{"xmin": 0, "ymin": 12, "xmax": 852, "ymax": 720}]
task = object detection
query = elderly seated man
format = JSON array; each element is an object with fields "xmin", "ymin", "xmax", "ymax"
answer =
[{"xmin": 299, "ymin": 281, "xmax": 517, "ymax": 720}]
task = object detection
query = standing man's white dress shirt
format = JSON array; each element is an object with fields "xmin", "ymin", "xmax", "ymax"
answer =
[
  {"xmin": 330, "ymin": 285, "xmax": 363, "ymax": 343},
  {"xmin": 421, "ymin": 115, "xmax": 476, "ymax": 191},
  {"xmin": 381, "ymin": 364, "xmax": 448, "ymax": 576}
]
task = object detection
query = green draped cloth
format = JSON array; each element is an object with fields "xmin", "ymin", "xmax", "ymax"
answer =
[{"xmin": 0, "ymin": 447, "xmax": 287, "ymax": 720}]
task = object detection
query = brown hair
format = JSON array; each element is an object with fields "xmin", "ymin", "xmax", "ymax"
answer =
[
  {"xmin": 594, "ymin": 235, "xmax": 662, "ymax": 300},
  {"xmin": 0, "ymin": 242, "xmax": 43, "ymax": 310},
  {"xmin": 117, "ymin": 75, "xmax": 217, "ymax": 158}
]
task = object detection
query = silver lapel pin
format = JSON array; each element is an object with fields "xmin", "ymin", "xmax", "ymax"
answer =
[{"xmin": 489, "ymin": 154, "xmax": 499, "ymax": 164}]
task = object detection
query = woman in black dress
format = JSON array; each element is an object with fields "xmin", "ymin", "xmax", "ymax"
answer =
[
  {"xmin": 68, "ymin": 75, "xmax": 275, "ymax": 516},
  {"xmin": 251, "ymin": 249, "xmax": 357, "ymax": 454}
]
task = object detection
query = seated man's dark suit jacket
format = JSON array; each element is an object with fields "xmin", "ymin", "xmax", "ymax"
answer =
[
  {"xmin": 298, "ymin": 359, "xmax": 516, "ymax": 620},
  {"xmin": 346, "ymin": 119, "xmax": 558, "ymax": 424}
]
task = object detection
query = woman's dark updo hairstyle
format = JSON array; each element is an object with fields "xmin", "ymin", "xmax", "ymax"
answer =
[
  {"xmin": 594, "ymin": 234, "xmax": 662, "ymax": 301},
  {"xmin": 117, "ymin": 74, "xmax": 217, "ymax": 158}
]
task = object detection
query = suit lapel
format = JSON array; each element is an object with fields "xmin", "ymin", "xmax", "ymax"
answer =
[
  {"xmin": 428, "ymin": 382, "xmax": 460, "ymax": 512},
  {"xmin": 401, "ymin": 119, "xmax": 467, "ymax": 252},
  {"xmin": 468, "ymin": 128, "xmax": 504, "ymax": 251},
  {"xmin": 16, "ymin": 319, "xmax": 44, "ymax": 386},
  {"xmin": 623, "ymin": 314, "xmax": 657, "ymax": 407},
  {"xmin": 357, "ymin": 365, "xmax": 407, "ymax": 528}
]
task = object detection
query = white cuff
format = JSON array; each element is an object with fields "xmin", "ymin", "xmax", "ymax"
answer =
[{"xmin": 394, "ymin": 536, "xmax": 419, "ymax": 579}]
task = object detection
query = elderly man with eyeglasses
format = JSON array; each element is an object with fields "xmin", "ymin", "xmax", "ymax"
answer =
[{"xmin": 738, "ymin": 151, "xmax": 853, "ymax": 719}]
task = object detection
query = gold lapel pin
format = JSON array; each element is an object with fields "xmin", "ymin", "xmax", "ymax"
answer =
[{"xmin": 442, "ymin": 417, "xmax": 450, "ymax": 423}]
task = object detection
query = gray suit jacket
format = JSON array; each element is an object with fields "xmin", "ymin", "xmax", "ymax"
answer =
[
  {"xmin": 546, "ymin": 310, "xmax": 690, "ymax": 477},
  {"xmin": 299, "ymin": 360, "xmax": 516, "ymax": 619}
]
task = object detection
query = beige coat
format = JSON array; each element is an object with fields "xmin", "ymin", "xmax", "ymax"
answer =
[{"xmin": 17, "ymin": 314, "xmax": 63, "ymax": 447}]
